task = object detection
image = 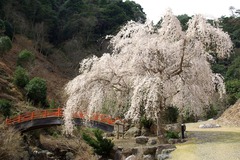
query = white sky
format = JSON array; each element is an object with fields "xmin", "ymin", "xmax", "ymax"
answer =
[{"xmin": 131, "ymin": 0, "xmax": 240, "ymax": 23}]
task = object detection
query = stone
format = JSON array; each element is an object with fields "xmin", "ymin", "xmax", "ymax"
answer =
[
  {"xmin": 142, "ymin": 146, "xmax": 157, "ymax": 155},
  {"xmin": 114, "ymin": 149, "xmax": 123, "ymax": 160},
  {"xmin": 164, "ymin": 123, "xmax": 181, "ymax": 132},
  {"xmin": 125, "ymin": 127, "xmax": 140, "ymax": 137},
  {"xmin": 199, "ymin": 123, "xmax": 221, "ymax": 128},
  {"xmin": 143, "ymin": 154, "xmax": 154, "ymax": 160},
  {"xmin": 66, "ymin": 152, "xmax": 74, "ymax": 160},
  {"xmin": 125, "ymin": 155, "xmax": 136, "ymax": 160},
  {"xmin": 161, "ymin": 148, "xmax": 176, "ymax": 154},
  {"xmin": 156, "ymin": 144, "xmax": 176, "ymax": 155},
  {"xmin": 135, "ymin": 136, "xmax": 149, "ymax": 144},
  {"xmin": 148, "ymin": 138, "xmax": 157, "ymax": 145},
  {"xmin": 168, "ymin": 138, "xmax": 179, "ymax": 144},
  {"xmin": 156, "ymin": 154, "xmax": 169, "ymax": 160}
]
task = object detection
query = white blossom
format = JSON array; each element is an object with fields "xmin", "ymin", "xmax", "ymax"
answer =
[{"xmin": 63, "ymin": 10, "xmax": 232, "ymax": 134}]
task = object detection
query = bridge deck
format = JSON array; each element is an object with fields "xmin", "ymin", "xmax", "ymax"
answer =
[{"xmin": 5, "ymin": 108, "xmax": 121, "ymax": 132}]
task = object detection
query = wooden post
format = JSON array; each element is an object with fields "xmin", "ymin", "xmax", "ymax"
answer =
[
  {"xmin": 18, "ymin": 115, "xmax": 21, "ymax": 123},
  {"xmin": 117, "ymin": 124, "xmax": 119, "ymax": 139},
  {"xmin": 5, "ymin": 118, "xmax": 8, "ymax": 125},
  {"xmin": 31, "ymin": 112, "xmax": 34, "ymax": 120},
  {"xmin": 122, "ymin": 122, "xmax": 125, "ymax": 139},
  {"xmin": 43, "ymin": 110, "xmax": 47, "ymax": 118},
  {"xmin": 57, "ymin": 108, "xmax": 61, "ymax": 117}
]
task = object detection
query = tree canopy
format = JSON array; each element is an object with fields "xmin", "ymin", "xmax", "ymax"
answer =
[{"xmin": 63, "ymin": 10, "xmax": 232, "ymax": 134}]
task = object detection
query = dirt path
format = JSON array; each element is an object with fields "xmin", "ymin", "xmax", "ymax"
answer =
[{"xmin": 170, "ymin": 121, "xmax": 240, "ymax": 160}]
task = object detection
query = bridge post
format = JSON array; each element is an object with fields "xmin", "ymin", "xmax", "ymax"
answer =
[
  {"xmin": 43, "ymin": 110, "xmax": 47, "ymax": 118},
  {"xmin": 31, "ymin": 112, "xmax": 34, "ymax": 120},
  {"xmin": 57, "ymin": 108, "xmax": 61, "ymax": 117},
  {"xmin": 5, "ymin": 117, "xmax": 8, "ymax": 125},
  {"xmin": 18, "ymin": 115, "xmax": 21, "ymax": 123}
]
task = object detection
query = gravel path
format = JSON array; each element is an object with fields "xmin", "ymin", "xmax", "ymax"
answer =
[{"xmin": 170, "ymin": 121, "xmax": 240, "ymax": 160}]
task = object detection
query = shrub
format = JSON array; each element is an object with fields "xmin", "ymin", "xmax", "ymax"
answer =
[
  {"xmin": 205, "ymin": 105, "xmax": 218, "ymax": 119},
  {"xmin": 165, "ymin": 131, "xmax": 179, "ymax": 139},
  {"xmin": 140, "ymin": 116, "xmax": 153, "ymax": 129},
  {"xmin": 0, "ymin": 36, "xmax": 12, "ymax": 55},
  {"xmin": 25, "ymin": 77, "xmax": 47, "ymax": 105},
  {"xmin": 17, "ymin": 49, "xmax": 34, "ymax": 67},
  {"xmin": 0, "ymin": 99, "xmax": 11, "ymax": 117},
  {"xmin": 182, "ymin": 108, "xmax": 197, "ymax": 123},
  {"xmin": 162, "ymin": 105, "xmax": 179, "ymax": 124},
  {"xmin": 82, "ymin": 129, "xmax": 114, "ymax": 158},
  {"xmin": 13, "ymin": 66, "xmax": 29, "ymax": 88}
]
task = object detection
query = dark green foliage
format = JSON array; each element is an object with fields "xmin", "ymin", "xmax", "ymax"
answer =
[
  {"xmin": 165, "ymin": 131, "xmax": 179, "ymax": 139},
  {"xmin": 140, "ymin": 116, "xmax": 153, "ymax": 129},
  {"xmin": 17, "ymin": 49, "xmax": 35, "ymax": 67},
  {"xmin": 0, "ymin": 19, "xmax": 5, "ymax": 33},
  {"xmin": 13, "ymin": 66, "xmax": 29, "ymax": 88},
  {"xmin": 25, "ymin": 77, "xmax": 47, "ymax": 105},
  {"xmin": 183, "ymin": 109, "xmax": 196, "ymax": 123},
  {"xmin": 82, "ymin": 129, "xmax": 114, "ymax": 157},
  {"xmin": 4, "ymin": 21, "xmax": 14, "ymax": 40},
  {"xmin": 163, "ymin": 106, "xmax": 179, "ymax": 124},
  {"xmin": 0, "ymin": 36, "xmax": 12, "ymax": 55},
  {"xmin": 177, "ymin": 14, "xmax": 191, "ymax": 31},
  {"xmin": 205, "ymin": 105, "xmax": 218, "ymax": 119},
  {"xmin": 0, "ymin": 99, "xmax": 11, "ymax": 117}
]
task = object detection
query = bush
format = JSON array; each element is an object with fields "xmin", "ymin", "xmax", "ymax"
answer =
[
  {"xmin": 0, "ymin": 36, "xmax": 12, "ymax": 55},
  {"xmin": 205, "ymin": 105, "xmax": 218, "ymax": 119},
  {"xmin": 13, "ymin": 66, "xmax": 29, "ymax": 88},
  {"xmin": 140, "ymin": 116, "xmax": 153, "ymax": 129},
  {"xmin": 25, "ymin": 77, "xmax": 47, "ymax": 105},
  {"xmin": 182, "ymin": 109, "xmax": 197, "ymax": 123},
  {"xmin": 82, "ymin": 129, "xmax": 114, "ymax": 158},
  {"xmin": 165, "ymin": 131, "xmax": 179, "ymax": 139},
  {"xmin": 162, "ymin": 106, "xmax": 179, "ymax": 124},
  {"xmin": 17, "ymin": 49, "xmax": 34, "ymax": 67},
  {"xmin": 0, "ymin": 99, "xmax": 11, "ymax": 117}
]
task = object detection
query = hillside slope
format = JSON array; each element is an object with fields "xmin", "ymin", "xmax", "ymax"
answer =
[
  {"xmin": 0, "ymin": 35, "xmax": 69, "ymax": 120},
  {"xmin": 217, "ymin": 100, "xmax": 240, "ymax": 126}
]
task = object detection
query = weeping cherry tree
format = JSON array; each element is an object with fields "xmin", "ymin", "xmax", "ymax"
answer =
[{"xmin": 63, "ymin": 10, "xmax": 232, "ymax": 134}]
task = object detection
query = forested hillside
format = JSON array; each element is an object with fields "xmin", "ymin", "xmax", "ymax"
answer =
[{"xmin": 0, "ymin": 0, "xmax": 146, "ymax": 120}]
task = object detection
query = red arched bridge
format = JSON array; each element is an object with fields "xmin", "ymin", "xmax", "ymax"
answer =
[{"xmin": 5, "ymin": 108, "xmax": 121, "ymax": 132}]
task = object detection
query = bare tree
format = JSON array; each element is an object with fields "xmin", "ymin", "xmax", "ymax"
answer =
[{"xmin": 63, "ymin": 10, "xmax": 232, "ymax": 134}]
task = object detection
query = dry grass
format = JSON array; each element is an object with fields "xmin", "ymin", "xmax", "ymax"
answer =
[
  {"xmin": 40, "ymin": 133, "xmax": 97, "ymax": 160},
  {"xmin": 217, "ymin": 100, "xmax": 240, "ymax": 127},
  {"xmin": 0, "ymin": 124, "xmax": 24, "ymax": 160}
]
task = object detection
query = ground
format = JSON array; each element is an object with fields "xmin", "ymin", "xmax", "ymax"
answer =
[{"xmin": 170, "ymin": 120, "xmax": 240, "ymax": 160}]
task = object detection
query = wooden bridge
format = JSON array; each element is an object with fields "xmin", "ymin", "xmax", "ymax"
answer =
[{"xmin": 5, "ymin": 108, "xmax": 121, "ymax": 132}]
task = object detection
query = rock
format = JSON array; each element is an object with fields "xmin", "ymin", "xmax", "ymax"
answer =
[
  {"xmin": 136, "ymin": 136, "xmax": 149, "ymax": 144},
  {"xmin": 125, "ymin": 127, "xmax": 140, "ymax": 137},
  {"xmin": 142, "ymin": 146, "xmax": 157, "ymax": 155},
  {"xmin": 161, "ymin": 148, "xmax": 176, "ymax": 154},
  {"xmin": 125, "ymin": 155, "xmax": 136, "ymax": 160},
  {"xmin": 168, "ymin": 138, "xmax": 179, "ymax": 144},
  {"xmin": 164, "ymin": 123, "xmax": 181, "ymax": 132},
  {"xmin": 156, "ymin": 154, "xmax": 169, "ymax": 160},
  {"xmin": 142, "ymin": 128, "xmax": 150, "ymax": 136},
  {"xmin": 66, "ymin": 152, "xmax": 74, "ymax": 160},
  {"xmin": 122, "ymin": 148, "xmax": 138, "ymax": 157},
  {"xmin": 114, "ymin": 149, "xmax": 123, "ymax": 160},
  {"xmin": 143, "ymin": 154, "xmax": 154, "ymax": 160},
  {"xmin": 148, "ymin": 138, "xmax": 157, "ymax": 145},
  {"xmin": 156, "ymin": 144, "xmax": 176, "ymax": 155},
  {"xmin": 199, "ymin": 123, "xmax": 221, "ymax": 128}
]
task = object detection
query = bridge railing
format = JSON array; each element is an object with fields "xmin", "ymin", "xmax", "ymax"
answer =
[{"xmin": 5, "ymin": 108, "xmax": 121, "ymax": 126}]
